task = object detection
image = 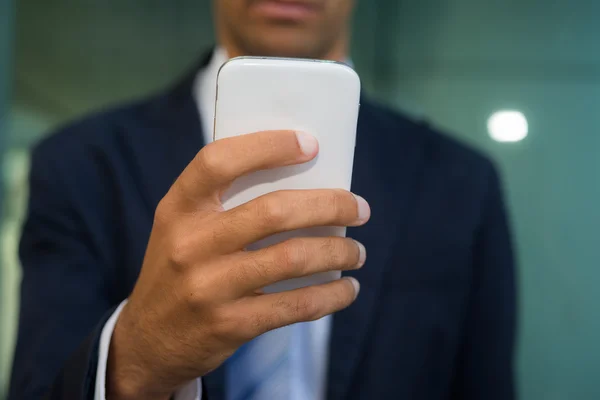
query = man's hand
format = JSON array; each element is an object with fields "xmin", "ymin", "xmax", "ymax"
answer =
[{"xmin": 106, "ymin": 130, "xmax": 370, "ymax": 400}]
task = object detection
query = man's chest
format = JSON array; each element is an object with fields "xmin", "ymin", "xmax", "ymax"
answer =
[{"xmin": 107, "ymin": 136, "xmax": 480, "ymax": 400}]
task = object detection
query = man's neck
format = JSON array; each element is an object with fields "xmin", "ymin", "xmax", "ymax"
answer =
[{"xmin": 220, "ymin": 41, "xmax": 348, "ymax": 62}]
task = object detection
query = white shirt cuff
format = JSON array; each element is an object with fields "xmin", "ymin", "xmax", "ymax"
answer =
[{"xmin": 94, "ymin": 299, "xmax": 202, "ymax": 400}]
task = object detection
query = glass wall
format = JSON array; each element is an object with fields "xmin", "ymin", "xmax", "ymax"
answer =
[
  {"xmin": 0, "ymin": 0, "xmax": 15, "ymax": 395},
  {"xmin": 1, "ymin": 1, "xmax": 599, "ymax": 398}
]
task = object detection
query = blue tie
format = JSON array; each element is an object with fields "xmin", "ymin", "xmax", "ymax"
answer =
[
  {"xmin": 225, "ymin": 322, "xmax": 321, "ymax": 400},
  {"xmin": 226, "ymin": 325, "xmax": 291, "ymax": 400}
]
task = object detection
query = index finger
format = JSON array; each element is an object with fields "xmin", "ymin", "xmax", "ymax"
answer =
[{"xmin": 173, "ymin": 130, "xmax": 318, "ymax": 206}]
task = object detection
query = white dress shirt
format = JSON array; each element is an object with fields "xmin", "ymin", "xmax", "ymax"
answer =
[{"xmin": 94, "ymin": 48, "xmax": 333, "ymax": 400}]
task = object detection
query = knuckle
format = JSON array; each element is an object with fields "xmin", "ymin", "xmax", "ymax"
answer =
[
  {"xmin": 195, "ymin": 143, "xmax": 226, "ymax": 179},
  {"xmin": 295, "ymin": 292, "xmax": 321, "ymax": 320},
  {"xmin": 277, "ymin": 240, "xmax": 309, "ymax": 273},
  {"xmin": 255, "ymin": 195, "xmax": 287, "ymax": 226},
  {"xmin": 153, "ymin": 197, "xmax": 174, "ymax": 227},
  {"xmin": 168, "ymin": 234, "xmax": 197, "ymax": 270},
  {"xmin": 320, "ymin": 237, "xmax": 343, "ymax": 266},
  {"xmin": 277, "ymin": 292, "xmax": 320, "ymax": 321},
  {"xmin": 182, "ymin": 274, "xmax": 211, "ymax": 309},
  {"xmin": 313, "ymin": 190, "xmax": 349, "ymax": 223},
  {"xmin": 331, "ymin": 190, "xmax": 353, "ymax": 220}
]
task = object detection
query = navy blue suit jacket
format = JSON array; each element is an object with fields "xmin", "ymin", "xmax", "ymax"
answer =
[{"xmin": 9, "ymin": 54, "xmax": 517, "ymax": 400}]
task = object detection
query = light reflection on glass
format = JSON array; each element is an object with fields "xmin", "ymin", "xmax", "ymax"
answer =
[{"xmin": 488, "ymin": 110, "xmax": 528, "ymax": 143}]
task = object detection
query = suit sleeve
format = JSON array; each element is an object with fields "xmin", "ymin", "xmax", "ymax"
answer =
[
  {"xmin": 451, "ymin": 163, "xmax": 518, "ymax": 400},
  {"xmin": 8, "ymin": 144, "xmax": 116, "ymax": 399}
]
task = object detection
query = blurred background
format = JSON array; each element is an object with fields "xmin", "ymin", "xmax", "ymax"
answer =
[{"xmin": 1, "ymin": 0, "xmax": 599, "ymax": 399}]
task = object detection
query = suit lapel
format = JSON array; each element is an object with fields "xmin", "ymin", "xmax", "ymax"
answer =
[
  {"xmin": 326, "ymin": 100, "xmax": 425, "ymax": 400},
  {"xmin": 133, "ymin": 52, "xmax": 213, "ymax": 213}
]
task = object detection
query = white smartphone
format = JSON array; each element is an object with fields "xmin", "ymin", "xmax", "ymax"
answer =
[{"xmin": 213, "ymin": 56, "xmax": 361, "ymax": 293}]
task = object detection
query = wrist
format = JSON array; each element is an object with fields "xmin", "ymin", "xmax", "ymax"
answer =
[{"xmin": 106, "ymin": 306, "xmax": 174, "ymax": 400}]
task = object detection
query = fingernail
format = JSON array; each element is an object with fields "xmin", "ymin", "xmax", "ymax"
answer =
[
  {"xmin": 353, "ymin": 194, "xmax": 371, "ymax": 223},
  {"xmin": 346, "ymin": 277, "xmax": 361, "ymax": 299},
  {"xmin": 354, "ymin": 240, "xmax": 367, "ymax": 268},
  {"xmin": 295, "ymin": 131, "xmax": 319, "ymax": 156}
]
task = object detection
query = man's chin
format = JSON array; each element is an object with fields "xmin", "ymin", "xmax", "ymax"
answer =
[{"xmin": 244, "ymin": 33, "xmax": 325, "ymax": 59}]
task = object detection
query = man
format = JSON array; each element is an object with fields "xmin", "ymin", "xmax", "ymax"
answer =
[{"xmin": 9, "ymin": 0, "xmax": 517, "ymax": 399}]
